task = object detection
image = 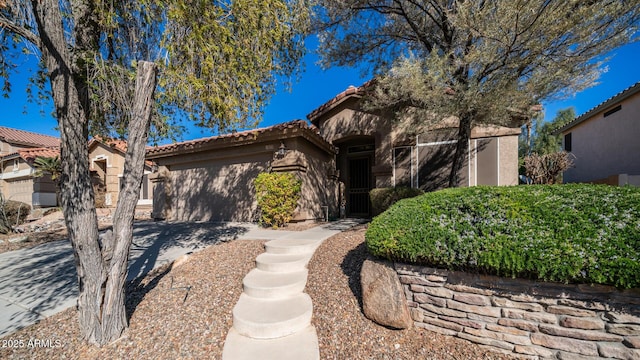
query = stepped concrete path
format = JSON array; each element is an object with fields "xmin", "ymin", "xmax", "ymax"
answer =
[{"xmin": 222, "ymin": 219, "xmax": 363, "ymax": 360}]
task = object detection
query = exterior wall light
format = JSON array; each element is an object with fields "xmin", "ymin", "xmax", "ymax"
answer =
[{"xmin": 276, "ymin": 141, "xmax": 287, "ymax": 158}]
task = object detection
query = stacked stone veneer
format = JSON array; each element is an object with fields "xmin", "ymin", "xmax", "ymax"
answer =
[{"xmin": 396, "ymin": 263, "xmax": 640, "ymax": 359}]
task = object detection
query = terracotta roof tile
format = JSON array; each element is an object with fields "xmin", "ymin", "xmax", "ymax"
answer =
[
  {"xmin": 16, "ymin": 147, "xmax": 60, "ymax": 164},
  {"xmin": 147, "ymin": 120, "xmax": 330, "ymax": 158},
  {"xmin": 0, "ymin": 126, "xmax": 60, "ymax": 148},
  {"xmin": 89, "ymin": 137, "xmax": 154, "ymax": 167}
]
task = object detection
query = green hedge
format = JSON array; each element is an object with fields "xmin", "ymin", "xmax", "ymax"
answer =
[
  {"xmin": 366, "ymin": 185, "xmax": 640, "ymax": 288},
  {"xmin": 370, "ymin": 187, "xmax": 424, "ymax": 216}
]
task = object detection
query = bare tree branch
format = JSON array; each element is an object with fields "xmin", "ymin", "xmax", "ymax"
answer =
[{"xmin": 0, "ymin": 15, "xmax": 40, "ymax": 47}]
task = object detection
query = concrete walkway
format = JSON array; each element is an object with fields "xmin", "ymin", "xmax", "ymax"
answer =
[
  {"xmin": 0, "ymin": 221, "xmax": 310, "ymax": 338},
  {"xmin": 222, "ymin": 219, "xmax": 363, "ymax": 360}
]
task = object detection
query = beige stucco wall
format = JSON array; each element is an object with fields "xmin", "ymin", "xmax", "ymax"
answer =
[
  {"xmin": 152, "ymin": 136, "xmax": 338, "ymax": 223},
  {"xmin": 562, "ymin": 91, "xmax": 640, "ymax": 183},
  {"xmin": 0, "ymin": 140, "xmax": 34, "ymax": 156},
  {"xmin": 316, "ymin": 100, "xmax": 521, "ymax": 193},
  {"xmin": 287, "ymin": 138, "xmax": 339, "ymax": 220},
  {"xmin": 0, "ymin": 157, "xmax": 57, "ymax": 207},
  {"xmin": 89, "ymin": 142, "xmax": 124, "ymax": 206},
  {"xmin": 498, "ymin": 135, "xmax": 519, "ymax": 186},
  {"xmin": 89, "ymin": 142, "xmax": 153, "ymax": 207},
  {"xmin": 315, "ymin": 98, "xmax": 394, "ymax": 189}
]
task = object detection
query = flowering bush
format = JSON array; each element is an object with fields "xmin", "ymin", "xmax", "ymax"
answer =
[
  {"xmin": 366, "ymin": 184, "xmax": 640, "ymax": 288},
  {"xmin": 254, "ymin": 172, "xmax": 301, "ymax": 228}
]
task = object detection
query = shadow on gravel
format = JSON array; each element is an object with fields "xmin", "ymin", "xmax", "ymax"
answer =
[
  {"xmin": 0, "ymin": 221, "xmax": 250, "ymax": 336},
  {"xmin": 125, "ymin": 265, "xmax": 172, "ymax": 322},
  {"xmin": 340, "ymin": 241, "xmax": 368, "ymax": 311}
]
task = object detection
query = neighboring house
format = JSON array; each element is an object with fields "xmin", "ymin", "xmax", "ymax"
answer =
[
  {"xmin": 149, "ymin": 83, "xmax": 524, "ymax": 222},
  {"xmin": 88, "ymin": 138, "xmax": 154, "ymax": 207},
  {"xmin": 0, "ymin": 126, "xmax": 60, "ymax": 207},
  {"xmin": 0, "ymin": 126, "xmax": 60, "ymax": 155},
  {"xmin": 557, "ymin": 81, "xmax": 640, "ymax": 186},
  {"xmin": 0, "ymin": 147, "xmax": 59, "ymax": 207},
  {"xmin": 0, "ymin": 126, "xmax": 153, "ymax": 208}
]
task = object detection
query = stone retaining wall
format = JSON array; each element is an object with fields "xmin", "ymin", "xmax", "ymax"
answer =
[{"xmin": 396, "ymin": 263, "xmax": 640, "ymax": 359}]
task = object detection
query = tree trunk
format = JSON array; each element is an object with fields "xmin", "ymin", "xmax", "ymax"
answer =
[
  {"xmin": 98, "ymin": 60, "xmax": 157, "ymax": 341},
  {"xmin": 32, "ymin": 0, "xmax": 104, "ymax": 344},
  {"xmin": 448, "ymin": 113, "xmax": 472, "ymax": 188},
  {"xmin": 32, "ymin": 0, "xmax": 158, "ymax": 345}
]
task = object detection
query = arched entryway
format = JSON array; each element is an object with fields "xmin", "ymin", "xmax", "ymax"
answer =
[{"xmin": 335, "ymin": 136, "xmax": 375, "ymax": 217}]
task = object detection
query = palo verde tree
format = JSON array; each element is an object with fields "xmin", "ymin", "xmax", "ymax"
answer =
[
  {"xmin": 0, "ymin": 0, "xmax": 308, "ymax": 345},
  {"xmin": 314, "ymin": 1, "xmax": 640, "ymax": 187}
]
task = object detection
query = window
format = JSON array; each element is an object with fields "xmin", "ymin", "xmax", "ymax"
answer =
[
  {"xmin": 564, "ymin": 133, "xmax": 572, "ymax": 152},
  {"xmin": 13, "ymin": 160, "xmax": 18, "ymax": 171},
  {"xmin": 603, "ymin": 105, "xmax": 621, "ymax": 117}
]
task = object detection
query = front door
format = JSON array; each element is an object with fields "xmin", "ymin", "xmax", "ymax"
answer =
[{"xmin": 348, "ymin": 157, "xmax": 370, "ymax": 216}]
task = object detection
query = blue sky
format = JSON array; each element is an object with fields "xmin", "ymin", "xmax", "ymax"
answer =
[{"xmin": 1, "ymin": 39, "xmax": 639, "ymax": 141}]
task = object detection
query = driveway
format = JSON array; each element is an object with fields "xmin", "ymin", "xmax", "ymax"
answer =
[{"xmin": 0, "ymin": 221, "xmax": 263, "ymax": 338}]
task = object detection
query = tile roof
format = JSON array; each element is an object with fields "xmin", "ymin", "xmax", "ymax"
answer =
[
  {"xmin": 557, "ymin": 81, "xmax": 640, "ymax": 134},
  {"xmin": 17, "ymin": 147, "xmax": 60, "ymax": 164},
  {"xmin": 89, "ymin": 137, "xmax": 154, "ymax": 167},
  {"xmin": 147, "ymin": 120, "xmax": 332, "ymax": 158},
  {"xmin": 306, "ymin": 80, "xmax": 375, "ymax": 123},
  {"xmin": 89, "ymin": 137, "xmax": 133, "ymax": 155},
  {"xmin": 0, "ymin": 126, "xmax": 60, "ymax": 148}
]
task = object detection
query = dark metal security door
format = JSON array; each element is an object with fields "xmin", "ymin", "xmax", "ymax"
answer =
[{"xmin": 348, "ymin": 157, "xmax": 370, "ymax": 216}]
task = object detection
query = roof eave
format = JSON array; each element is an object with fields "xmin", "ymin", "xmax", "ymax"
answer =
[
  {"xmin": 146, "ymin": 126, "xmax": 335, "ymax": 160},
  {"xmin": 556, "ymin": 82, "xmax": 640, "ymax": 134},
  {"xmin": 307, "ymin": 93, "xmax": 363, "ymax": 124}
]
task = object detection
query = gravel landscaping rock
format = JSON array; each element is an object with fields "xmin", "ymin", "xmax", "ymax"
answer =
[
  {"xmin": 0, "ymin": 224, "xmax": 516, "ymax": 359},
  {"xmin": 306, "ymin": 226, "xmax": 515, "ymax": 360}
]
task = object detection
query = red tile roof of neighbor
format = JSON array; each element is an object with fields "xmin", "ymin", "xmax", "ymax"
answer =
[
  {"xmin": 90, "ymin": 137, "xmax": 155, "ymax": 168},
  {"xmin": 146, "ymin": 120, "xmax": 332, "ymax": 158},
  {"xmin": 89, "ymin": 137, "xmax": 133, "ymax": 154},
  {"xmin": 0, "ymin": 126, "xmax": 60, "ymax": 148},
  {"xmin": 17, "ymin": 147, "xmax": 60, "ymax": 163}
]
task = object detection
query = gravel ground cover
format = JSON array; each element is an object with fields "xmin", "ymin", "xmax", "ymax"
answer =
[
  {"xmin": 0, "ymin": 240, "xmax": 264, "ymax": 359},
  {"xmin": 307, "ymin": 226, "xmax": 514, "ymax": 360},
  {"xmin": 1, "ymin": 224, "xmax": 514, "ymax": 359}
]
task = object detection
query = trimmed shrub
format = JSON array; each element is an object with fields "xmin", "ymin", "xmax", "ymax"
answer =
[
  {"xmin": 370, "ymin": 187, "xmax": 424, "ymax": 216},
  {"xmin": 254, "ymin": 172, "xmax": 302, "ymax": 228},
  {"xmin": 366, "ymin": 184, "xmax": 640, "ymax": 288}
]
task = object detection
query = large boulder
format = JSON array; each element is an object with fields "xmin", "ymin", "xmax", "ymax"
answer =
[{"xmin": 361, "ymin": 257, "xmax": 412, "ymax": 329}]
